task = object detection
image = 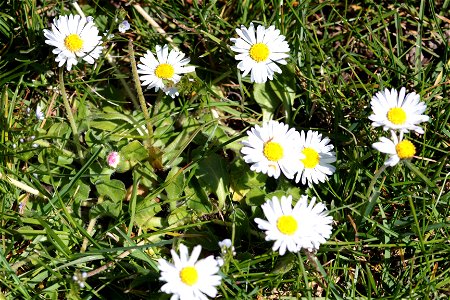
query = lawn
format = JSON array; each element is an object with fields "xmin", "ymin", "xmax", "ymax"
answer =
[{"xmin": 0, "ymin": 0, "xmax": 449, "ymax": 299}]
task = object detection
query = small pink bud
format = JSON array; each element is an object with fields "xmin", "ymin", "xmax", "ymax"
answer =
[{"xmin": 106, "ymin": 151, "xmax": 120, "ymax": 168}]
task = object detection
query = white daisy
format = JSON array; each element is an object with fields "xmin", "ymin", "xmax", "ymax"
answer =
[
  {"xmin": 372, "ymin": 132, "xmax": 416, "ymax": 167},
  {"xmin": 369, "ymin": 87, "xmax": 429, "ymax": 134},
  {"xmin": 230, "ymin": 23, "xmax": 290, "ymax": 83},
  {"xmin": 137, "ymin": 45, "xmax": 195, "ymax": 98},
  {"xmin": 43, "ymin": 14, "xmax": 103, "ymax": 71},
  {"xmin": 294, "ymin": 130, "xmax": 336, "ymax": 186},
  {"xmin": 254, "ymin": 195, "xmax": 333, "ymax": 255},
  {"xmin": 241, "ymin": 120, "xmax": 300, "ymax": 179},
  {"xmin": 158, "ymin": 244, "xmax": 222, "ymax": 300}
]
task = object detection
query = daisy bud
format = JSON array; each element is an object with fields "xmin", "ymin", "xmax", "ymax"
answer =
[{"xmin": 106, "ymin": 151, "xmax": 120, "ymax": 168}]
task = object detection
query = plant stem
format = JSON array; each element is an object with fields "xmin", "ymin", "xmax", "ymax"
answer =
[
  {"xmin": 298, "ymin": 252, "xmax": 312, "ymax": 300},
  {"xmin": 366, "ymin": 164, "xmax": 387, "ymax": 200},
  {"xmin": 59, "ymin": 68, "xmax": 83, "ymax": 159},
  {"xmin": 128, "ymin": 39, "xmax": 154, "ymax": 144}
]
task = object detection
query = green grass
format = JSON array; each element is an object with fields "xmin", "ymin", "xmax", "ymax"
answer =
[{"xmin": 0, "ymin": 0, "xmax": 449, "ymax": 299}]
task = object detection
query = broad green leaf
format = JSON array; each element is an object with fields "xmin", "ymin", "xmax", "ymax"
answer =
[
  {"xmin": 231, "ymin": 207, "xmax": 249, "ymax": 244},
  {"xmin": 196, "ymin": 153, "xmax": 229, "ymax": 209},
  {"xmin": 245, "ymin": 187, "xmax": 266, "ymax": 207},
  {"xmin": 134, "ymin": 195, "xmax": 163, "ymax": 229},
  {"xmin": 269, "ymin": 64, "xmax": 297, "ymax": 121},
  {"xmin": 47, "ymin": 122, "xmax": 71, "ymax": 138},
  {"xmin": 168, "ymin": 206, "xmax": 189, "ymax": 226},
  {"xmin": 186, "ymin": 176, "xmax": 212, "ymax": 214},
  {"xmin": 165, "ymin": 167, "xmax": 185, "ymax": 201},
  {"xmin": 121, "ymin": 140, "xmax": 148, "ymax": 166},
  {"xmin": 90, "ymin": 199, "xmax": 122, "ymax": 218},
  {"xmin": 230, "ymin": 159, "xmax": 266, "ymax": 202},
  {"xmin": 96, "ymin": 179, "xmax": 126, "ymax": 203},
  {"xmin": 253, "ymin": 82, "xmax": 280, "ymax": 122}
]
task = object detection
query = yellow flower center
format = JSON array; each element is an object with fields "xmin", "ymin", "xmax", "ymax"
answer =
[
  {"xmin": 64, "ymin": 34, "xmax": 83, "ymax": 52},
  {"xmin": 179, "ymin": 266, "xmax": 199, "ymax": 286},
  {"xmin": 155, "ymin": 63, "xmax": 175, "ymax": 79},
  {"xmin": 249, "ymin": 43, "xmax": 270, "ymax": 62},
  {"xmin": 277, "ymin": 215, "xmax": 298, "ymax": 235},
  {"xmin": 387, "ymin": 107, "xmax": 407, "ymax": 125},
  {"xmin": 395, "ymin": 140, "xmax": 416, "ymax": 159},
  {"xmin": 301, "ymin": 147, "xmax": 320, "ymax": 168},
  {"xmin": 263, "ymin": 141, "xmax": 284, "ymax": 162}
]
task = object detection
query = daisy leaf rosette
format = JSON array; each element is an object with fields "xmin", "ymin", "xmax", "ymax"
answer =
[
  {"xmin": 241, "ymin": 120, "xmax": 300, "ymax": 179},
  {"xmin": 254, "ymin": 195, "xmax": 333, "ymax": 255},
  {"xmin": 369, "ymin": 87, "xmax": 429, "ymax": 134},
  {"xmin": 158, "ymin": 244, "xmax": 222, "ymax": 300},
  {"xmin": 372, "ymin": 132, "xmax": 416, "ymax": 167},
  {"xmin": 137, "ymin": 44, "xmax": 195, "ymax": 98},
  {"xmin": 43, "ymin": 14, "xmax": 103, "ymax": 71},
  {"xmin": 294, "ymin": 130, "xmax": 336, "ymax": 186},
  {"xmin": 230, "ymin": 23, "xmax": 290, "ymax": 83}
]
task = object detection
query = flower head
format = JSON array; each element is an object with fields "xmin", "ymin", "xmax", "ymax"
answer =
[
  {"xmin": 43, "ymin": 14, "xmax": 103, "ymax": 71},
  {"xmin": 372, "ymin": 132, "xmax": 416, "ymax": 167},
  {"xmin": 369, "ymin": 87, "xmax": 429, "ymax": 134},
  {"xmin": 118, "ymin": 20, "xmax": 130, "ymax": 33},
  {"xmin": 294, "ymin": 130, "xmax": 336, "ymax": 186},
  {"xmin": 230, "ymin": 23, "xmax": 290, "ymax": 83},
  {"xmin": 255, "ymin": 195, "xmax": 333, "ymax": 255},
  {"xmin": 72, "ymin": 271, "xmax": 88, "ymax": 288},
  {"xmin": 137, "ymin": 45, "xmax": 195, "ymax": 98},
  {"xmin": 36, "ymin": 103, "xmax": 44, "ymax": 120},
  {"xmin": 218, "ymin": 239, "xmax": 236, "ymax": 256},
  {"xmin": 241, "ymin": 120, "xmax": 300, "ymax": 179},
  {"xmin": 106, "ymin": 151, "xmax": 120, "ymax": 168},
  {"xmin": 158, "ymin": 244, "xmax": 222, "ymax": 300}
]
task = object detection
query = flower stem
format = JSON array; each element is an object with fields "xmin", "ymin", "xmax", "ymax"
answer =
[
  {"xmin": 297, "ymin": 252, "xmax": 313, "ymax": 300},
  {"xmin": 366, "ymin": 164, "xmax": 387, "ymax": 200},
  {"xmin": 128, "ymin": 39, "xmax": 154, "ymax": 143},
  {"xmin": 59, "ymin": 68, "xmax": 83, "ymax": 160}
]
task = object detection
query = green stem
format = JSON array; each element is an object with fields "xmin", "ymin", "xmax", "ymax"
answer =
[
  {"xmin": 128, "ymin": 39, "xmax": 154, "ymax": 143},
  {"xmin": 366, "ymin": 164, "xmax": 387, "ymax": 200},
  {"xmin": 297, "ymin": 252, "xmax": 312, "ymax": 300},
  {"xmin": 58, "ymin": 68, "xmax": 83, "ymax": 159}
]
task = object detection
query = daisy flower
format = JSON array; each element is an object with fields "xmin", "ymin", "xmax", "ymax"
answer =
[
  {"xmin": 294, "ymin": 130, "xmax": 336, "ymax": 186},
  {"xmin": 137, "ymin": 45, "xmax": 195, "ymax": 98},
  {"xmin": 369, "ymin": 87, "xmax": 429, "ymax": 134},
  {"xmin": 230, "ymin": 23, "xmax": 290, "ymax": 83},
  {"xmin": 241, "ymin": 120, "xmax": 300, "ymax": 179},
  {"xmin": 43, "ymin": 14, "xmax": 103, "ymax": 71},
  {"xmin": 372, "ymin": 132, "xmax": 416, "ymax": 167},
  {"xmin": 158, "ymin": 244, "xmax": 222, "ymax": 300},
  {"xmin": 254, "ymin": 195, "xmax": 333, "ymax": 255}
]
